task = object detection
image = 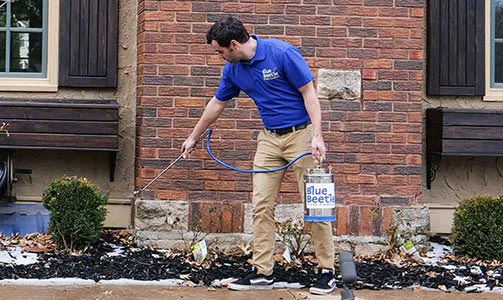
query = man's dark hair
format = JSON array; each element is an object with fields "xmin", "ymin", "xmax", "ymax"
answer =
[{"xmin": 206, "ymin": 16, "xmax": 250, "ymax": 47}]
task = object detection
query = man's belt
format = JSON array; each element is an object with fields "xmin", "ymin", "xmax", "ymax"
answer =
[{"xmin": 266, "ymin": 121, "xmax": 311, "ymax": 136}]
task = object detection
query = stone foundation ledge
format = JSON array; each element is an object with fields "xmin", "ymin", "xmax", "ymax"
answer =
[{"xmin": 134, "ymin": 230, "xmax": 392, "ymax": 257}]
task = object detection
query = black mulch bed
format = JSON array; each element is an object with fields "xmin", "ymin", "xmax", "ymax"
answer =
[{"xmin": 0, "ymin": 234, "xmax": 502, "ymax": 293}]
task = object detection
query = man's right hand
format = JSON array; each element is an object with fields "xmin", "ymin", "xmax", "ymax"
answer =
[{"xmin": 181, "ymin": 138, "xmax": 196, "ymax": 159}]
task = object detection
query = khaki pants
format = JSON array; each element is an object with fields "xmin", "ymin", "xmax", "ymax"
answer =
[{"xmin": 252, "ymin": 125, "xmax": 334, "ymax": 276}]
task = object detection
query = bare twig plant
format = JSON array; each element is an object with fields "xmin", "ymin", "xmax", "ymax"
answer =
[{"xmin": 276, "ymin": 217, "xmax": 312, "ymax": 261}]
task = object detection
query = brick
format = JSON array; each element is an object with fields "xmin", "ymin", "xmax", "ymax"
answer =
[
  {"xmin": 222, "ymin": 202, "xmax": 244, "ymax": 233},
  {"xmin": 360, "ymin": 207, "xmax": 373, "ymax": 236},
  {"xmin": 174, "ymin": 34, "xmax": 207, "ymax": 44},
  {"xmin": 349, "ymin": 206, "xmax": 360, "ymax": 235},
  {"xmin": 142, "ymin": 21, "xmax": 159, "ymax": 31},
  {"xmin": 334, "ymin": 0, "xmax": 364, "ymax": 4},
  {"xmin": 410, "ymin": 28, "xmax": 423, "ymax": 39},
  {"xmin": 158, "ymin": 44, "xmax": 189, "ymax": 54},
  {"xmin": 409, "ymin": 50, "xmax": 424, "ymax": 60},
  {"xmin": 347, "ymin": 175, "xmax": 377, "ymax": 184},
  {"xmin": 406, "ymin": 154, "xmax": 422, "ymax": 165},
  {"xmin": 410, "ymin": 8, "xmax": 425, "ymax": 17},
  {"xmin": 160, "ymin": 1, "xmax": 191, "ymax": 11},
  {"xmin": 222, "ymin": 3, "xmax": 256, "ymax": 13},
  {"xmin": 395, "ymin": 0, "xmax": 425, "ymax": 7},
  {"xmin": 346, "ymin": 196, "xmax": 377, "ymax": 206},
  {"xmin": 255, "ymin": 25, "xmax": 285, "ymax": 35},
  {"xmin": 364, "ymin": 38, "xmax": 394, "ymax": 48},
  {"xmin": 345, "ymin": 111, "xmax": 377, "ymax": 122},
  {"xmin": 300, "ymin": 15, "xmax": 332, "ymax": 25},
  {"xmin": 393, "ymin": 123, "xmax": 421, "ymax": 133},
  {"xmin": 362, "ymin": 69, "xmax": 377, "ymax": 80},
  {"xmin": 379, "ymin": 49, "xmax": 408, "ymax": 59},
  {"xmin": 379, "ymin": 28, "xmax": 409, "ymax": 38},
  {"xmin": 256, "ymin": 4, "xmax": 286, "ymax": 14},
  {"xmin": 346, "ymin": 133, "xmax": 376, "ymax": 143},
  {"xmin": 286, "ymin": 5, "xmax": 316, "ymax": 15},
  {"xmin": 381, "ymin": 207, "xmax": 394, "ymax": 235},
  {"xmin": 270, "ymin": 15, "xmax": 299, "ymax": 24},
  {"xmin": 336, "ymin": 206, "xmax": 348, "ymax": 235},
  {"xmin": 363, "ymin": 81, "xmax": 391, "ymax": 90},
  {"xmin": 378, "ymin": 7, "xmax": 409, "ymax": 17},
  {"xmin": 377, "ymin": 175, "xmax": 408, "ymax": 185},
  {"xmin": 407, "ymin": 133, "xmax": 422, "ymax": 144},
  {"xmin": 362, "ymin": 17, "xmax": 394, "ymax": 27},
  {"xmin": 395, "ymin": 60, "xmax": 423, "ymax": 70},
  {"xmin": 191, "ymin": 66, "xmax": 221, "ymax": 76},
  {"xmin": 393, "ymin": 82, "xmax": 422, "ymax": 91},
  {"xmin": 381, "ymin": 196, "xmax": 411, "ymax": 206},
  {"xmin": 363, "ymin": 59, "xmax": 393, "ymax": 69},
  {"xmin": 332, "ymin": 17, "xmax": 362, "ymax": 26},
  {"xmin": 317, "ymin": 6, "xmax": 347, "ymax": 16},
  {"xmin": 173, "ymin": 76, "xmax": 204, "ymax": 86},
  {"xmin": 205, "ymin": 180, "xmax": 236, "ymax": 191},
  {"xmin": 364, "ymin": 0, "xmax": 393, "ymax": 6},
  {"xmin": 302, "ymin": 37, "xmax": 331, "ymax": 47},
  {"xmin": 316, "ymin": 27, "xmax": 347, "ymax": 37},
  {"xmin": 286, "ymin": 26, "xmax": 316, "ymax": 36},
  {"xmin": 316, "ymin": 48, "xmax": 347, "ymax": 58},
  {"xmin": 378, "ymin": 70, "xmax": 408, "ymax": 80},
  {"xmin": 144, "ymin": 11, "xmax": 175, "ymax": 21},
  {"xmin": 376, "ymin": 133, "xmax": 407, "ymax": 143},
  {"xmin": 392, "ymin": 166, "xmax": 421, "ymax": 175},
  {"xmin": 192, "ymin": 2, "xmax": 222, "ymax": 12},
  {"xmin": 157, "ymin": 190, "xmax": 187, "ymax": 200},
  {"xmin": 329, "ymin": 58, "xmax": 362, "ymax": 68},
  {"xmin": 394, "ymin": 38, "xmax": 422, "ymax": 49},
  {"xmin": 393, "ymin": 102, "xmax": 422, "ymax": 112},
  {"xmin": 348, "ymin": 6, "xmax": 378, "ymax": 16},
  {"xmin": 190, "ymin": 202, "xmax": 221, "ymax": 232},
  {"xmin": 159, "ymin": 23, "xmax": 192, "ymax": 33},
  {"xmin": 348, "ymin": 48, "xmax": 379, "ymax": 58}
]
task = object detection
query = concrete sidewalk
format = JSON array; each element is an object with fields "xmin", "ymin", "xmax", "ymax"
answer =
[{"xmin": 0, "ymin": 285, "xmax": 501, "ymax": 300}]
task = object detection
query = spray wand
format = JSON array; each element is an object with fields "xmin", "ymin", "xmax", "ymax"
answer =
[{"xmin": 133, "ymin": 130, "xmax": 210, "ymax": 196}]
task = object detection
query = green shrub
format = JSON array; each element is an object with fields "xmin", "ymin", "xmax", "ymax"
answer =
[
  {"xmin": 450, "ymin": 195, "xmax": 503, "ymax": 260},
  {"xmin": 42, "ymin": 176, "xmax": 108, "ymax": 251}
]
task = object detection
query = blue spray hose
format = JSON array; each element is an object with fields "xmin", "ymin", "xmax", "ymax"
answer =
[{"xmin": 205, "ymin": 128, "xmax": 312, "ymax": 173}]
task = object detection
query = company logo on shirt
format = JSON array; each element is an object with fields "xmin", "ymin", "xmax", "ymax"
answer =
[{"xmin": 262, "ymin": 68, "xmax": 279, "ymax": 81}]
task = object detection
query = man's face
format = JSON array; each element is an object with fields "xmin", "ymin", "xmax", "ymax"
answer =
[{"xmin": 211, "ymin": 40, "xmax": 240, "ymax": 63}]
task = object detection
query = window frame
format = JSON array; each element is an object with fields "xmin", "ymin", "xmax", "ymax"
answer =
[
  {"xmin": 0, "ymin": 0, "xmax": 58, "ymax": 92},
  {"xmin": 485, "ymin": 0, "xmax": 503, "ymax": 100}
]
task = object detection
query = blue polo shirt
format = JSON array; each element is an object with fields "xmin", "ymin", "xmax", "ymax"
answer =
[{"xmin": 215, "ymin": 35, "xmax": 314, "ymax": 130}]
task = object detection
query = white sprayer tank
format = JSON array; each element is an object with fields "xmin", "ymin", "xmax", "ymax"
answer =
[{"xmin": 303, "ymin": 167, "xmax": 336, "ymax": 222}]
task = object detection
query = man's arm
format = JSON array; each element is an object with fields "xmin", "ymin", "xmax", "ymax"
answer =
[
  {"xmin": 298, "ymin": 81, "xmax": 326, "ymax": 163},
  {"xmin": 181, "ymin": 96, "xmax": 227, "ymax": 158}
]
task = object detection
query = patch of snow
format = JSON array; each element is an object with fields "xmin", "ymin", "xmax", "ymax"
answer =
[
  {"xmin": 0, "ymin": 247, "xmax": 38, "ymax": 265},
  {"xmin": 422, "ymin": 242, "xmax": 452, "ymax": 265},
  {"xmin": 0, "ymin": 278, "xmax": 186, "ymax": 286},
  {"xmin": 453, "ymin": 275, "xmax": 471, "ymax": 285},
  {"xmin": 104, "ymin": 243, "xmax": 125, "ymax": 257}
]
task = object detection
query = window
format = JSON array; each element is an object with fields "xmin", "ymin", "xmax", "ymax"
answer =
[
  {"xmin": 0, "ymin": 0, "xmax": 58, "ymax": 91},
  {"xmin": 486, "ymin": 0, "xmax": 503, "ymax": 99}
]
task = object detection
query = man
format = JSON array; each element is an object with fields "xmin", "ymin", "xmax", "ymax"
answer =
[{"xmin": 181, "ymin": 16, "xmax": 336, "ymax": 295}]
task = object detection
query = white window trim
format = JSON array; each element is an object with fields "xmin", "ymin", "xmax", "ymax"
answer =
[
  {"xmin": 0, "ymin": 0, "xmax": 59, "ymax": 92},
  {"xmin": 485, "ymin": 0, "xmax": 503, "ymax": 101}
]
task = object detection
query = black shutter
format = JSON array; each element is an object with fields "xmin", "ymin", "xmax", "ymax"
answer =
[
  {"xmin": 427, "ymin": 0, "xmax": 485, "ymax": 96},
  {"xmin": 59, "ymin": 0, "xmax": 118, "ymax": 88}
]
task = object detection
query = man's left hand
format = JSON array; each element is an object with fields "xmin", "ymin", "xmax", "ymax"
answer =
[{"xmin": 311, "ymin": 135, "xmax": 326, "ymax": 164}]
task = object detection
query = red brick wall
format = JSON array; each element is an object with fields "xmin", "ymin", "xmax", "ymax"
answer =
[{"xmin": 136, "ymin": 0, "xmax": 424, "ymax": 236}]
